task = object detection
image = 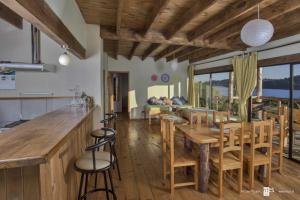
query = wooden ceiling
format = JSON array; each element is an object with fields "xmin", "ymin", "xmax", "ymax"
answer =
[{"xmin": 76, "ymin": 0, "xmax": 300, "ymax": 63}]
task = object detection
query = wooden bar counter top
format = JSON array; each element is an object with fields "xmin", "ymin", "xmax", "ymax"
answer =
[{"xmin": 0, "ymin": 105, "xmax": 95, "ymax": 200}]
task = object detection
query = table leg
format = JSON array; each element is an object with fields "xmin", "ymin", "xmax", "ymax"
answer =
[{"xmin": 199, "ymin": 144, "xmax": 210, "ymax": 192}]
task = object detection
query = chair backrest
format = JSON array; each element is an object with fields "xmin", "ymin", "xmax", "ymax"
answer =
[
  {"xmin": 219, "ymin": 122, "xmax": 244, "ymax": 168},
  {"xmin": 275, "ymin": 115, "xmax": 285, "ymax": 148},
  {"xmin": 161, "ymin": 118, "xmax": 175, "ymax": 165},
  {"xmin": 213, "ymin": 111, "xmax": 230, "ymax": 124},
  {"xmin": 250, "ymin": 120, "xmax": 273, "ymax": 160},
  {"xmin": 190, "ymin": 111, "xmax": 208, "ymax": 128},
  {"xmin": 105, "ymin": 113, "xmax": 117, "ymax": 129},
  {"xmin": 85, "ymin": 128, "xmax": 116, "ymax": 170},
  {"xmin": 101, "ymin": 115, "xmax": 115, "ymax": 128}
]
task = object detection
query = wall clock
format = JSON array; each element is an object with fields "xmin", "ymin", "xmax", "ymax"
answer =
[{"xmin": 161, "ymin": 73, "xmax": 170, "ymax": 83}]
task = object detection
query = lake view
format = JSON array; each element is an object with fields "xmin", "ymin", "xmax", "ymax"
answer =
[{"xmin": 214, "ymin": 86, "xmax": 300, "ymax": 99}]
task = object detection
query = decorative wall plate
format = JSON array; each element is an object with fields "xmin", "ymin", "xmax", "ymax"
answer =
[
  {"xmin": 161, "ymin": 73, "xmax": 170, "ymax": 83},
  {"xmin": 151, "ymin": 74, "xmax": 158, "ymax": 81}
]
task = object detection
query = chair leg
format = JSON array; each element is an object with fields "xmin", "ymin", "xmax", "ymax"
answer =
[
  {"xmin": 78, "ymin": 173, "xmax": 84, "ymax": 200},
  {"xmin": 103, "ymin": 171, "xmax": 110, "ymax": 200},
  {"xmin": 266, "ymin": 164, "xmax": 271, "ymax": 186},
  {"xmin": 249, "ymin": 165, "xmax": 254, "ymax": 190},
  {"xmin": 194, "ymin": 164, "xmax": 199, "ymax": 191},
  {"xmin": 218, "ymin": 170, "xmax": 223, "ymax": 198},
  {"xmin": 238, "ymin": 168, "xmax": 243, "ymax": 193},
  {"xmin": 108, "ymin": 169, "xmax": 117, "ymax": 200},
  {"xmin": 162, "ymin": 154, "xmax": 166, "ymax": 180},
  {"xmin": 279, "ymin": 153, "xmax": 283, "ymax": 174},
  {"xmin": 84, "ymin": 173, "xmax": 89, "ymax": 200},
  {"xmin": 170, "ymin": 166, "xmax": 175, "ymax": 197}
]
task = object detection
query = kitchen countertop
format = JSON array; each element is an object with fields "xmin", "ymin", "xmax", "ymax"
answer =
[{"xmin": 0, "ymin": 105, "xmax": 95, "ymax": 169}]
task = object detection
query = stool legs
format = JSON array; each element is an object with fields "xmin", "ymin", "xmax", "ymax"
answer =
[
  {"xmin": 84, "ymin": 173, "xmax": 89, "ymax": 200},
  {"xmin": 103, "ymin": 171, "xmax": 110, "ymax": 200},
  {"xmin": 78, "ymin": 173, "xmax": 84, "ymax": 200},
  {"xmin": 108, "ymin": 169, "xmax": 117, "ymax": 200},
  {"xmin": 113, "ymin": 145, "xmax": 122, "ymax": 180}
]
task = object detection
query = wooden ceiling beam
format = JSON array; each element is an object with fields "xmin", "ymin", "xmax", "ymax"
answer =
[
  {"xmin": 154, "ymin": 45, "xmax": 184, "ymax": 61},
  {"xmin": 208, "ymin": 0, "xmax": 300, "ymax": 44},
  {"xmin": 0, "ymin": 0, "xmax": 86, "ymax": 59},
  {"xmin": 187, "ymin": 0, "xmax": 263, "ymax": 41},
  {"xmin": 189, "ymin": 48, "xmax": 232, "ymax": 63},
  {"xmin": 100, "ymin": 26, "xmax": 239, "ymax": 50},
  {"xmin": 164, "ymin": 0, "xmax": 217, "ymax": 39},
  {"xmin": 0, "ymin": 2, "xmax": 22, "ymax": 29},
  {"xmin": 142, "ymin": 0, "xmax": 171, "ymax": 36},
  {"xmin": 128, "ymin": 42, "xmax": 139, "ymax": 60},
  {"xmin": 116, "ymin": 0, "xmax": 126, "ymax": 35},
  {"xmin": 165, "ymin": 46, "xmax": 199, "ymax": 62},
  {"xmin": 142, "ymin": 43, "xmax": 160, "ymax": 60}
]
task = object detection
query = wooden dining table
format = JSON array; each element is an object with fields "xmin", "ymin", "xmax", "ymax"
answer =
[{"xmin": 175, "ymin": 123, "xmax": 279, "ymax": 193}]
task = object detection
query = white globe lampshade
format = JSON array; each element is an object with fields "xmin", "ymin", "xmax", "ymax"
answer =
[
  {"xmin": 59, "ymin": 52, "xmax": 71, "ymax": 66},
  {"xmin": 241, "ymin": 19, "xmax": 274, "ymax": 47}
]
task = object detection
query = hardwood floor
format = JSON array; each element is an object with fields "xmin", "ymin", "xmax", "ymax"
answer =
[{"xmin": 89, "ymin": 117, "xmax": 300, "ymax": 200}]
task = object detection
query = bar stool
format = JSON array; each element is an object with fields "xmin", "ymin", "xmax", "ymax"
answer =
[
  {"xmin": 75, "ymin": 128, "xmax": 117, "ymax": 200},
  {"xmin": 91, "ymin": 123, "xmax": 122, "ymax": 180}
]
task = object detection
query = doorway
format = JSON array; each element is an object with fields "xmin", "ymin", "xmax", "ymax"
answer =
[{"xmin": 107, "ymin": 71, "xmax": 130, "ymax": 117}]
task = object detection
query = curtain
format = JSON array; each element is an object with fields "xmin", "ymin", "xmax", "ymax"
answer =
[
  {"xmin": 187, "ymin": 64, "xmax": 195, "ymax": 107},
  {"xmin": 232, "ymin": 52, "xmax": 257, "ymax": 121}
]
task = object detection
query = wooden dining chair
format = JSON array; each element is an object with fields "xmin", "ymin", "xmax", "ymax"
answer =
[
  {"xmin": 190, "ymin": 111, "xmax": 209, "ymax": 128},
  {"xmin": 210, "ymin": 122, "xmax": 244, "ymax": 197},
  {"xmin": 272, "ymin": 115, "xmax": 285, "ymax": 174},
  {"xmin": 213, "ymin": 111, "xmax": 230, "ymax": 124},
  {"xmin": 262, "ymin": 113, "xmax": 286, "ymax": 174},
  {"xmin": 244, "ymin": 120, "xmax": 273, "ymax": 190},
  {"xmin": 161, "ymin": 118, "xmax": 198, "ymax": 197}
]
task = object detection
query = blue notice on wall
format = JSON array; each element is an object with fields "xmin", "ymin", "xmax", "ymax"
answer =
[{"xmin": 0, "ymin": 70, "xmax": 16, "ymax": 90}]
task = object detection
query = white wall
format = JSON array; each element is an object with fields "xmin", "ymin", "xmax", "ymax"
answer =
[
  {"xmin": 46, "ymin": 0, "xmax": 87, "ymax": 48},
  {"xmin": 0, "ymin": 0, "xmax": 104, "ymax": 127},
  {"xmin": 107, "ymin": 56, "xmax": 189, "ymax": 119},
  {"xmin": 0, "ymin": 21, "xmax": 102, "ymax": 104}
]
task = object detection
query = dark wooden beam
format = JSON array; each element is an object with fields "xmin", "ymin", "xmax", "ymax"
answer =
[
  {"xmin": 187, "ymin": 0, "xmax": 263, "ymax": 41},
  {"xmin": 142, "ymin": 0, "xmax": 171, "ymax": 36},
  {"xmin": 154, "ymin": 45, "xmax": 184, "ymax": 61},
  {"xmin": 166, "ymin": 46, "xmax": 199, "ymax": 62},
  {"xmin": 0, "ymin": 0, "xmax": 86, "ymax": 59},
  {"xmin": 128, "ymin": 42, "xmax": 139, "ymax": 60},
  {"xmin": 164, "ymin": 0, "xmax": 217, "ymax": 39},
  {"xmin": 208, "ymin": 0, "xmax": 300, "ymax": 43},
  {"xmin": 189, "ymin": 48, "xmax": 232, "ymax": 63},
  {"xmin": 142, "ymin": 43, "xmax": 160, "ymax": 60},
  {"xmin": 174, "ymin": 46, "xmax": 200, "ymax": 59},
  {"xmin": 116, "ymin": 0, "xmax": 125, "ymax": 35},
  {"xmin": 194, "ymin": 65, "xmax": 233, "ymax": 75},
  {"xmin": 0, "ymin": 2, "xmax": 22, "ymax": 29},
  {"xmin": 100, "ymin": 26, "xmax": 239, "ymax": 50}
]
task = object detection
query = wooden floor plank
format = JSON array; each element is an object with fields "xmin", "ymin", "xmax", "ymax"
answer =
[{"xmin": 88, "ymin": 115, "xmax": 300, "ymax": 200}]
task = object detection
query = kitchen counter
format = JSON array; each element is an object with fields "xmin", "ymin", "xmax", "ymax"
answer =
[
  {"xmin": 0, "ymin": 105, "xmax": 95, "ymax": 169},
  {"xmin": 0, "ymin": 105, "xmax": 95, "ymax": 200}
]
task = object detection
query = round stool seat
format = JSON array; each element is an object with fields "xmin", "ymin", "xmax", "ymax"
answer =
[
  {"xmin": 82, "ymin": 151, "xmax": 115, "ymax": 162},
  {"xmin": 91, "ymin": 129, "xmax": 114, "ymax": 138},
  {"xmin": 75, "ymin": 154, "xmax": 113, "ymax": 171}
]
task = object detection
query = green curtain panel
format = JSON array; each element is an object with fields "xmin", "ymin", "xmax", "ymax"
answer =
[
  {"xmin": 232, "ymin": 52, "xmax": 257, "ymax": 121},
  {"xmin": 187, "ymin": 64, "xmax": 195, "ymax": 107}
]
